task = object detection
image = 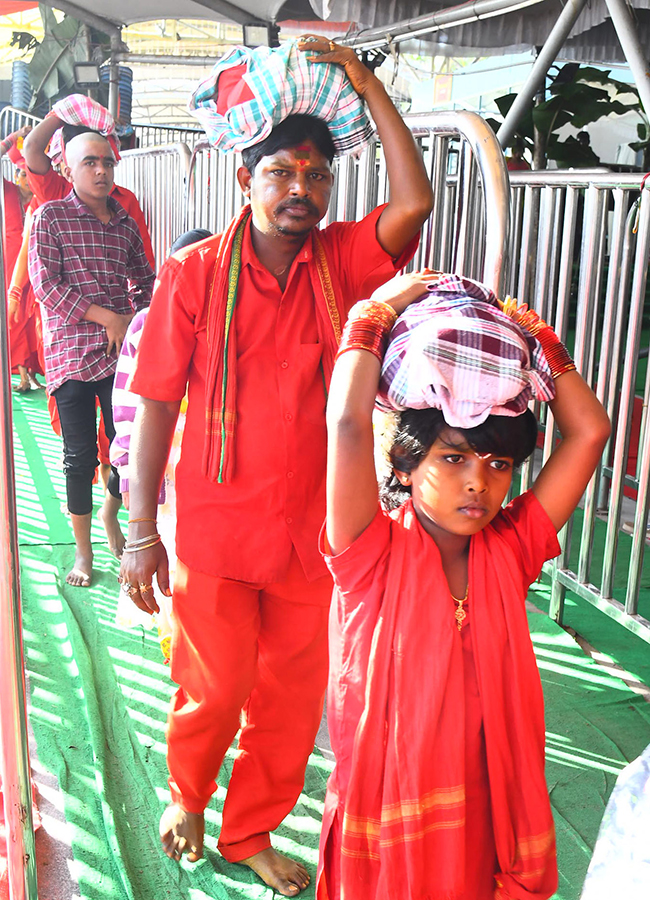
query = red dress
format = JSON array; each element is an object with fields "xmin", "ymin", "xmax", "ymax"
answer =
[{"xmin": 319, "ymin": 492, "xmax": 560, "ymax": 900}]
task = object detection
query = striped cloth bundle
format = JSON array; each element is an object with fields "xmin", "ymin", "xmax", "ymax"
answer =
[
  {"xmin": 188, "ymin": 40, "xmax": 374, "ymax": 156},
  {"xmin": 47, "ymin": 94, "xmax": 120, "ymax": 166},
  {"xmin": 377, "ymin": 273, "xmax": 556, "ymax": 427}
]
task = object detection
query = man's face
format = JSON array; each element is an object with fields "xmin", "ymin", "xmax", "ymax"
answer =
[
  {"xmin": 238, "ymin": 140, "xmax": 334, "ymax": 237},
  {"xmin": 62, "ymin": 134, "xmax": 116, "ymax": 201}
]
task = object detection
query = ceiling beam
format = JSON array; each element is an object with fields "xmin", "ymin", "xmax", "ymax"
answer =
[
  {"xmin": 191, "ymin": 0, "xmax": 263, "ymax": 26},
  {"xmin": 41, "ymin": 1, "xmax": 125, "ymax": 41}
]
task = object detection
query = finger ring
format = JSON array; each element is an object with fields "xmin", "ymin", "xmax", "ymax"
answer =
[
  {"xmin": 123, "ymin": 583, "xmax": 140, "ymax": 596},
  {"xmin": 139, "ymin": 583, "xmax": 153, "ymax": 592},
  {"xmin": 301, "ymin": 35, "xmax": 318, "ymax": 43},
  {"xmin": 329, "ymin": 40, "xmax": 336, "ymax": 51}
]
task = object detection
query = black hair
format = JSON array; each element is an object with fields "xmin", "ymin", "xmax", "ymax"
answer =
[
  {"xmin": 61, "ymin": 124, "xmax": 102, "ymax": 146},
  {"xmin": 241, "ymin": 114, "xmax": 336, "ymax": 174},
  {"xmin": 380, "ymin": 407, "xmax": 538, "ymax": 511},
  {"xmin": 169, "ymin": 228, "xmax": 212, "ymax": 255}
]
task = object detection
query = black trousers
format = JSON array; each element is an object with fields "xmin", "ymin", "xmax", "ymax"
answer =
[{"xmin": 52, "ymin": 375, "xmax": 121, "ymax": 516}]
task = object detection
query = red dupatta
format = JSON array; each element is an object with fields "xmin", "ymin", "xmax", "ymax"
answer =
[
  {"xmin": 329, "ymin": 500, "xmax": 557, "ymax": 900},
  {"xmin": 202, "ymin": 204, "xmax": 342, "ymax": 482}
]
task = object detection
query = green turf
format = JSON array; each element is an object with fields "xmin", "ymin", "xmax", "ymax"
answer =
[{"xmin": 11, "ymin": 384, "xmax": 650, "ymax": 900}]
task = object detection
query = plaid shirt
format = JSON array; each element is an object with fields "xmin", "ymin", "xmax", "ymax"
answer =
[{"xmin": 28, "ymin": 191, "xmax": 154, "ymax": 392}]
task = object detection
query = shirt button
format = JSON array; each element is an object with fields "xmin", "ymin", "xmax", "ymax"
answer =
[
  {"xmin": 285, "ymin": 413, "xmax": 293, "ymax": 421},
  {"xmin": 280, "ymin": 360, "xmax": 289, "ymax": 369},
  {"xmin": 286, "ymin": 517, "xmax": 293, "ymax": 524},
  {"xmin": 287, "ymin": 471, "xmax": 294, "ymax": 479}
]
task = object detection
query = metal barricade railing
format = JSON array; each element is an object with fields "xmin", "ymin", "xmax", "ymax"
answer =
[
  {"xmin": 131, "ymin": 122, "xmax": 204, "ymax": 151},
  {"xmin": 114, "ymin": 143, "xmax": 192, "ymax": 271},
  {"xmin": 507, "ymin": 169, "xmax": 650, "ymax": 642},
  {"xmin": 0, "ymin": 107, "xmax": 41, "ymax": 142}
]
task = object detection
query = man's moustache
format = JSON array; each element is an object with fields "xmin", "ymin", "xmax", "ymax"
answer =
[{"xmin": 277, "ymin": 199, "xmax": 319, "ymax": 215}]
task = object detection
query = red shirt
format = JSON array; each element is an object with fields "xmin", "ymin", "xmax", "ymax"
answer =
[
  {"xmin": 131, "ymin": 206, "xmax": 417, "ymax": 582},
  {"xmin": 26, "ymin": 167, "xmax": 155, "ymax": 270},
  {"xmin": 2, "ymin": 179, "xmax": 24, "ymax": 290}
]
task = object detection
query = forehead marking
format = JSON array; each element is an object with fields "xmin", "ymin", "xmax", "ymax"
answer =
[{"xmin": 294, "ymin": 144, "xmax": 311, "ymax": 167}]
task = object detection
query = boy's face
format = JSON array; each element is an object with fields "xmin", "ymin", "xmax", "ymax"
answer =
[
  {"xmin": 395, "ymin": 429, "xmax": 514, "ymax": 541},
  {"xmin": 62, "ymin": 134, "xmax": 115, "ymax": 202},
  {"xmin": 237, "ymin": 139, "xmax": 334, "ymax": 237}
]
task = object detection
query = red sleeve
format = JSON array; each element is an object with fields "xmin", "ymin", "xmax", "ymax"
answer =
[
  {"xmin": 26, "ymin": 167, "xmax": 70, "ymax": 206},
  {"xmin": 490, "ymin": 490, "xmax": 560, "ymax": 588},
  {"xmin": 321, "ymin": 505, "xmax": 392, "ymax": 601},
  {"xmin": 321, "ymin": 204, "xmax": 419, "ymax": 316},
  {"xmin": 129, "ymin": 251, "xmax": 206, "ymax": 402},
  {"xmin": 112, "ymin": 186, "xmax": 155, "ymax": 270},
  {"xmin": 2, "ymin": 180, "xmax": 23, "ymax": 288}
]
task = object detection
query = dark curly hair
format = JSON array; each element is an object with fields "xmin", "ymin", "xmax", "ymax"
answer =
[{"xmin": 380, "ymin": 407, "xmax": 538, "ymax": 511}]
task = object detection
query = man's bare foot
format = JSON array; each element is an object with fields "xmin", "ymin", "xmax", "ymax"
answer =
[
  {"xmin": 239, "ymin": 847, "xmax": 310, "ymax": 896},
  {"xmin": 160, "ymin": 805, "xmax": 204, "ymax": 862},
  {"xmin": 66, "ymin": 551, "xmax": 92, "ymax": 587},
  {"xmin": 98, "ymin": 503, "xmax": 125, "ymax": 558}
]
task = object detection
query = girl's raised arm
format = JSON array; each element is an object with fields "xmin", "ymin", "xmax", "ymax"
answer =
[
  {"xmin": 326, "ymin": 272, "xmax": 437, "ymax": 555},
  {"xmin": 532, "ymin": 369, "xmax": 610, "ymax": 531}
]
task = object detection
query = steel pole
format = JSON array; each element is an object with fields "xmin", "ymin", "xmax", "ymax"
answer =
[
  {"xmin": 108, "ymin": 32, "xmax": 122, "ymax": 122},
  {"xmin": 604, "ymin": 0, "xmax": 650, "ymax": 115},
  {"xmin": 405, "ymin": 110, "xmax": 510, "ymax": 297},
  {"xmin": 0, "ymin": 180, "xmax": 39, "ymax": 900},
  {"xmin": 496, "ymin": 0, "xmax": 589, "ymax": 148}
]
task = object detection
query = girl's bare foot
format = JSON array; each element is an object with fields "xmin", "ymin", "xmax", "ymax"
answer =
[
  {"xmin": 160, "ymin": 805, "xmax": 204, "ymax": 862},
  {"xmin": 239, "ymin": 847, "xmax": 310, "ymax": 896},
  {"xmin": 66, "ymin": 550, "xmax": 92, "ymax": 587}
]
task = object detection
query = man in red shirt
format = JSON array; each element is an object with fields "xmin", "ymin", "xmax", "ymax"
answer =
[{"xmin": 119, "ymin": 37, "xmax": 433, "ymax": 895}]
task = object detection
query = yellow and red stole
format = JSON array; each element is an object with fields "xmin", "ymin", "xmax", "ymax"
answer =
[{"xmin": 202, "ymin": 204, "xmax": 341, "ymax": 483}]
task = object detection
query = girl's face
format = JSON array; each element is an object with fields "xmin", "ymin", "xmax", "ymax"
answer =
[{"xmin": 395, "ymin": 429, "xmax": 514, "ymax": 542}]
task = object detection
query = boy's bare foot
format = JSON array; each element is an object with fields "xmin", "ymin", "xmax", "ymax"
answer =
[
  {"xmin": 66, "ymin": 551, "xmax": 92, "ymax": 587},
  {"xmin": 160, "ymin": 805, "xmax": 204, "ymax": 862},
  {"xmin": 98, "ymin": 502, "xmax": 125, "ymax": 558},
  {"xmin": 239, "ymin": 847, "xmax": 310, "ymax": 896}
]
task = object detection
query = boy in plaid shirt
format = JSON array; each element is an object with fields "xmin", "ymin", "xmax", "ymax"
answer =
[{"xmin": 28, "ymin": 131, "xmax": 154, "ymax": 587}]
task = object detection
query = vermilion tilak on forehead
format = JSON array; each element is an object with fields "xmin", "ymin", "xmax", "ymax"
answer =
[{"xmin": 294, "ymin": 144, "xmax": 311, "ymax": 167}]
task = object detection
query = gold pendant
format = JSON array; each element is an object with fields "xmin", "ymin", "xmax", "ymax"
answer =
[{"xmin": 451, "ymin": 587, "xmax": 468, "ymax": 631}]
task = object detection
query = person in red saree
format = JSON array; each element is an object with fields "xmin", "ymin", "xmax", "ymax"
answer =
[{"xmin": 320, "ymin": 272, "xmax": 611, "ymax": 900}]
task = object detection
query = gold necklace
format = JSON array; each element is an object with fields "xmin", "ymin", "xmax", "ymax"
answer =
[{"xmin": 451, "ymin": 586, "xmax": 469, "ymax": 631}]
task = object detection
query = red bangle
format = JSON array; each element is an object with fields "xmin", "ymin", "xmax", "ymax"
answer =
[
  {"xmin": 498, "ymin": 297, "xmax": 576, "ymax": 380},
  {"xmin": 336, "ymin": 300, "xmax": 398, "ymax": 362}
]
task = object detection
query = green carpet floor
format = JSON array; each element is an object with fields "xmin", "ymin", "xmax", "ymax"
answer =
[{"xmin": 11, "ymin": 384, "xmax": 650, "ymax": 900}]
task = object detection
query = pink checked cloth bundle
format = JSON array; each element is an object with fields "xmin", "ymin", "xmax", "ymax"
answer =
[
  {"xmin": 377, "ymin": 274, "xmax": 556, "ymax": 427},
  {"xmin": 46, "ymin": 94, "xmax": 120, "ymax": 166}
]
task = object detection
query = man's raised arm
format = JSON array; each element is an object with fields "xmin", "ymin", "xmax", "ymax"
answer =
[{"xmin": 299, "ymin": 36, "xmax": 434, "ymax": 258}]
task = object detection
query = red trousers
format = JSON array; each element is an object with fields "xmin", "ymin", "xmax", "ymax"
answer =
[{"xmin": 168, "ymin": 551, "xmax": 331, "ymax": 862}]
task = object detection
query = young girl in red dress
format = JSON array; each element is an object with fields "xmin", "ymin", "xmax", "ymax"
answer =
[{"xmin": 318, "ymin": 271, "xmax": 610, "ymax": 900}]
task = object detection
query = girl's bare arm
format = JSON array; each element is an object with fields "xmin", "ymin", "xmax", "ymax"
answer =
[
  {"xmin": 532, "ymin": 370, "xmax": 610, "ymax": 531},
  {"xmin": 326, "ymin": 272, "xmax": 437, "ymax": 555}
]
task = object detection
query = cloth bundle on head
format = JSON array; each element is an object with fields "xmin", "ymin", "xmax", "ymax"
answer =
[
  {"xmin": 377, "ymin": 273, "xmax": 556, "ymax": 427},
  {"xmin": 46, "ymin": 94, "xmax": 120, "ymax": 167},
  {"xmin": 188, "ymin": 40, "xmax": 374, "ymax": 156}
]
